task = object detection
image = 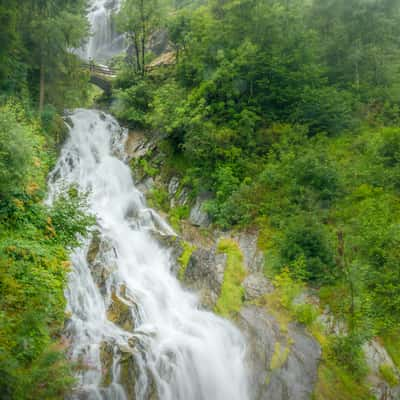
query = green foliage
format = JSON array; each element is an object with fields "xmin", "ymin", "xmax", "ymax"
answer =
[
  {"xmin": 293, "ymin": 87, "xmax": 354, "ymax": 135},
  {"xmin": 329, "ymin": 335, "xmax": 369, "ymax": 380},
  {"xmin": 169, "ymin": 205, "xmax": 190, "ymax": 232},
  {"xmin": 279, "ymin": 216, "xmax": 335, "ymax": 282},
  {"xmin": 147, "ymin": 185, "xmax": 170, "ymax": 212},
  {"xmin": 112, "ymin": 0, "xmax": 400, "ymax": 390},
  {"xmin": 50, "ymin": 188, "xmax": 95, "ymax": 247},
  {"xmin": 112, "ymin": 79, "xmax": 154, "ymax": 127},
  {"xmin": 214, "ymin": 238, "xmax": 246, "ymax": 318},
  {"xmin": 0, "ymin": 103, "xmax": 35, "ymax": 201},
  {"xmin": 0, "ymin": 101, "xmax": 93, "ymax": 399}
]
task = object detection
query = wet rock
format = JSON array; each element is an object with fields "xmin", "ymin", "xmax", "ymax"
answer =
[
  {"xmin": 150, "ymin": 231, "xmax": 184, "ymax": 275},
  {"xmin": 176, "ymin": 187, "xmax": 190, "ymax": 206},
  {"xmin": 100, "ymin": 341, "xmax": 115, "ymax": 387},
  {"xmin": 189, "ymin": 194, "xmax": 211, "ymax": 227},
  {"xmin": 183, "ymin": 247, "xmax": 227, "ymax": 308},
  {"xmin": 119, "ymin": 349, "xmax": 138, "ymax": 399},
  {"xmin": 124, "ymin": 130, "xmax": 153, "ymax": 160},
  {"xmin": 87, "ymin": 233, "xmax": 116, "ymax": 295},
  {"xmin": 107, "ymin": 290, "xmax": 136, "ymax": 332},
  {"xmin": 243, "ymin": 273, "xmax": 274, "ymax": 301},
  {"xmin": 168, "ymin": 177, "xmax": 180, "ymax": 197},
  {"xmin": 137, "ymin": 177, "xmax": 155, "ymax": 194},
  {"xmin": 238, "ymin": 305, "xmax": 321, "ymax": 400}
]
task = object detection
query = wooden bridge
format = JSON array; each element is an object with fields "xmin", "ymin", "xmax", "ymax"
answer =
[{"xmin": 82, "ymin": 63, "xmax": 118, "ymax": 95}]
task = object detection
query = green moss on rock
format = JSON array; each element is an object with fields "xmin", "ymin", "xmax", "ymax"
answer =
[{"xmin": 214, "ymin": 238, "xmax": 247, "ymax": 318}]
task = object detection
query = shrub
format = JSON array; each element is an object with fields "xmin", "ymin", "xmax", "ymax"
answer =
[
  {"xmin": 279, "ymin": 215, "xmax": 335, "ymax": 282},
  {"xmin": 329, "ymin": 335, "xmax": 368, "ymax": 380}
]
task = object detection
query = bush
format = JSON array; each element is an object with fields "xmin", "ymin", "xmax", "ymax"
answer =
[
  {"xmin": 293, "ymin": 87, "xmax": 354, "ymax": 135},
  {"xmin": 279, "ymin": 215, "xmax": 335, "ymax": 282},
  {"xmin": 329, "ymin": 335, "xmax": 368, "ymax": 380}
]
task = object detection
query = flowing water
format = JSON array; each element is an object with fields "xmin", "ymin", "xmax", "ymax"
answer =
[
  {"xmin": 80, "ymin": 0, "xmax": 125, "ymax": 61},
  {"xmin": 47, "ymin": 109, "xmax": 250, "ymax": 399}
]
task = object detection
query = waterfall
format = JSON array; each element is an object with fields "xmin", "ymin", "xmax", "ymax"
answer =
[
  {"xmin": 81, "ymin": 0, "xmax": 125, "ymax": 61},
  {"xmin": 47, "ymin": 109, "xmax": 250, "ymax": 400}
]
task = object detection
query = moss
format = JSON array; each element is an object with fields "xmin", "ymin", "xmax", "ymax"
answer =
[
  {"xmin": 270, "ymin": 342, "xmax": 290, "ymax": 371},
  {"xmin": 379, "ymin": 363, "xmax": 399, "ymax": 387},
  {"xmin": 178, "ymin": 241, "xmax": 196, "ymax": 281},
  {"xmin": 214, "ymin": 238, "xmax": 247, "ymax": 318}
]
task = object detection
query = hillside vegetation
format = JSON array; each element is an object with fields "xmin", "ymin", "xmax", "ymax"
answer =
[{"xmin": 112, "ymin": 0, "xmax": 400, "ymax": 397}]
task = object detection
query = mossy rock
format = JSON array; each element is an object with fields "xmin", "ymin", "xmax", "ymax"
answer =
[
  {"xmin": 107, "ymin": 290, "xmax": 136, "ymax": 332},
  {"xmin": 119, "ymin": 349, "xmax": 138, "ymax": 399},
  {"xmin": 100, "ymin": 341, "xmax": 114, "ymax": 387}
]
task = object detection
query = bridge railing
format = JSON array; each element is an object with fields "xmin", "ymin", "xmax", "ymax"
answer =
[{"xmin": 81, "ymin": 63, "xmax": 119, "ymax": 76}]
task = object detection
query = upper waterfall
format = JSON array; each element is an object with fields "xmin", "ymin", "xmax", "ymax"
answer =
[{"xmin": 81, "ymin": 0, "xmax": 125, "ymax": 61}]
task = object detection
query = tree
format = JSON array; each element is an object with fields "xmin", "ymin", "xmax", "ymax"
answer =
[
  {"xmin": 22, "ymin": 0, "xmax": 88, "ymax": 111},
  {"xmin": 116, "ymin": 0, "xmax": 162, "ymax": 76}
]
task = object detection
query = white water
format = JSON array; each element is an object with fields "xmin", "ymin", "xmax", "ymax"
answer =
[
  {"xmin": 47, "ymin": 109, "xmax": 250, "ymax": 400},
  {"xmin": 80, "ymin": 0, "xmax": 125, "ymax": 61}
]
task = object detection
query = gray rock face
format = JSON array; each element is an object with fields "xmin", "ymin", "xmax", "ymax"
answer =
[
  {"xmin": 168, "ymin": 177, "xmax": 180, "ymax": 197},
  {"xmin": 243, "ymin": 273, "xmax": 274, "ymax": 301},
  {"xmin": 363, "ymin": 339, "xmax": 400, "ymax": 400},
  {"xmin": 234, "ymin": 231, "xmax": 264, "ymax": 273},
  {"xmin": 189, "ymin": 195, "xmax": 211, "ymax": 227},
  {"xmin": 183, "ymin": 247, "xmax": 227, "ymax": 308},
  {"xmin": 137, "ymin": 176, "xmax": 155, "ymax": 194},
  {"xmin": 148, "ymin": 29, "xmax": 171, "ymax": 56},
  {"xmin": 238, "ymin": 305, "xmax": 321, "ymax": 400}
]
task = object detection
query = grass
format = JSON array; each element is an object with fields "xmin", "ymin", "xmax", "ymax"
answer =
[{"xmin": 214, "ymin": 238, "xmax": 247, "ymax": 318}]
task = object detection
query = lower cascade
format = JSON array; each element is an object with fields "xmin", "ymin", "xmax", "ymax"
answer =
[{"xmin": 47, "ymin": 109, "xmax": 250, "ymax": 400}]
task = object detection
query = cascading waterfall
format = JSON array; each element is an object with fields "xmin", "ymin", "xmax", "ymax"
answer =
[
  {"xmin": 80, "ymin": 0, "xmax": 125, "ymax": 61},
  {"xmin": 47, "ymin": 109, "xmax": 251, "ymax": 400}
]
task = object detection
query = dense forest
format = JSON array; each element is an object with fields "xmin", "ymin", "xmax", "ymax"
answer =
[
  {"xmin": 1, "ymin": 0, "xmax": 400, "ymax": 398},
  {"xmin": 0, "ymin": 0, "xmax": 93, "ymax": 397}
]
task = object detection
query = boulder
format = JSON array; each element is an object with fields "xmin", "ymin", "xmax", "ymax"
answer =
[
  {"xmin": 238, "ymin": 305, "xmax": 321, "ymax": 400},
  {"xmin": 243, "ymin": 273, "xmax": 274, "ymax": 301},
  {"xmin": 183, "ymin": 247, "xmax": 227, "ymax": 308},
  {"xmin": 234, "ymin": 231, "xmax": 264, "ymax": 273},
  {"xmin": 189, "ymin": 194, "xmax": 211, "ymax": 227}
]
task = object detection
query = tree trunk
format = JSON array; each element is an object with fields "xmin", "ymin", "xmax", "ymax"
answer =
[
  {"xmin": 39, "ymin": 57, "xmax": 45, "ymax": 113},
  {"xmin": 133, "ymin": 33, "xmax": 141, "ymax": 73}
]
